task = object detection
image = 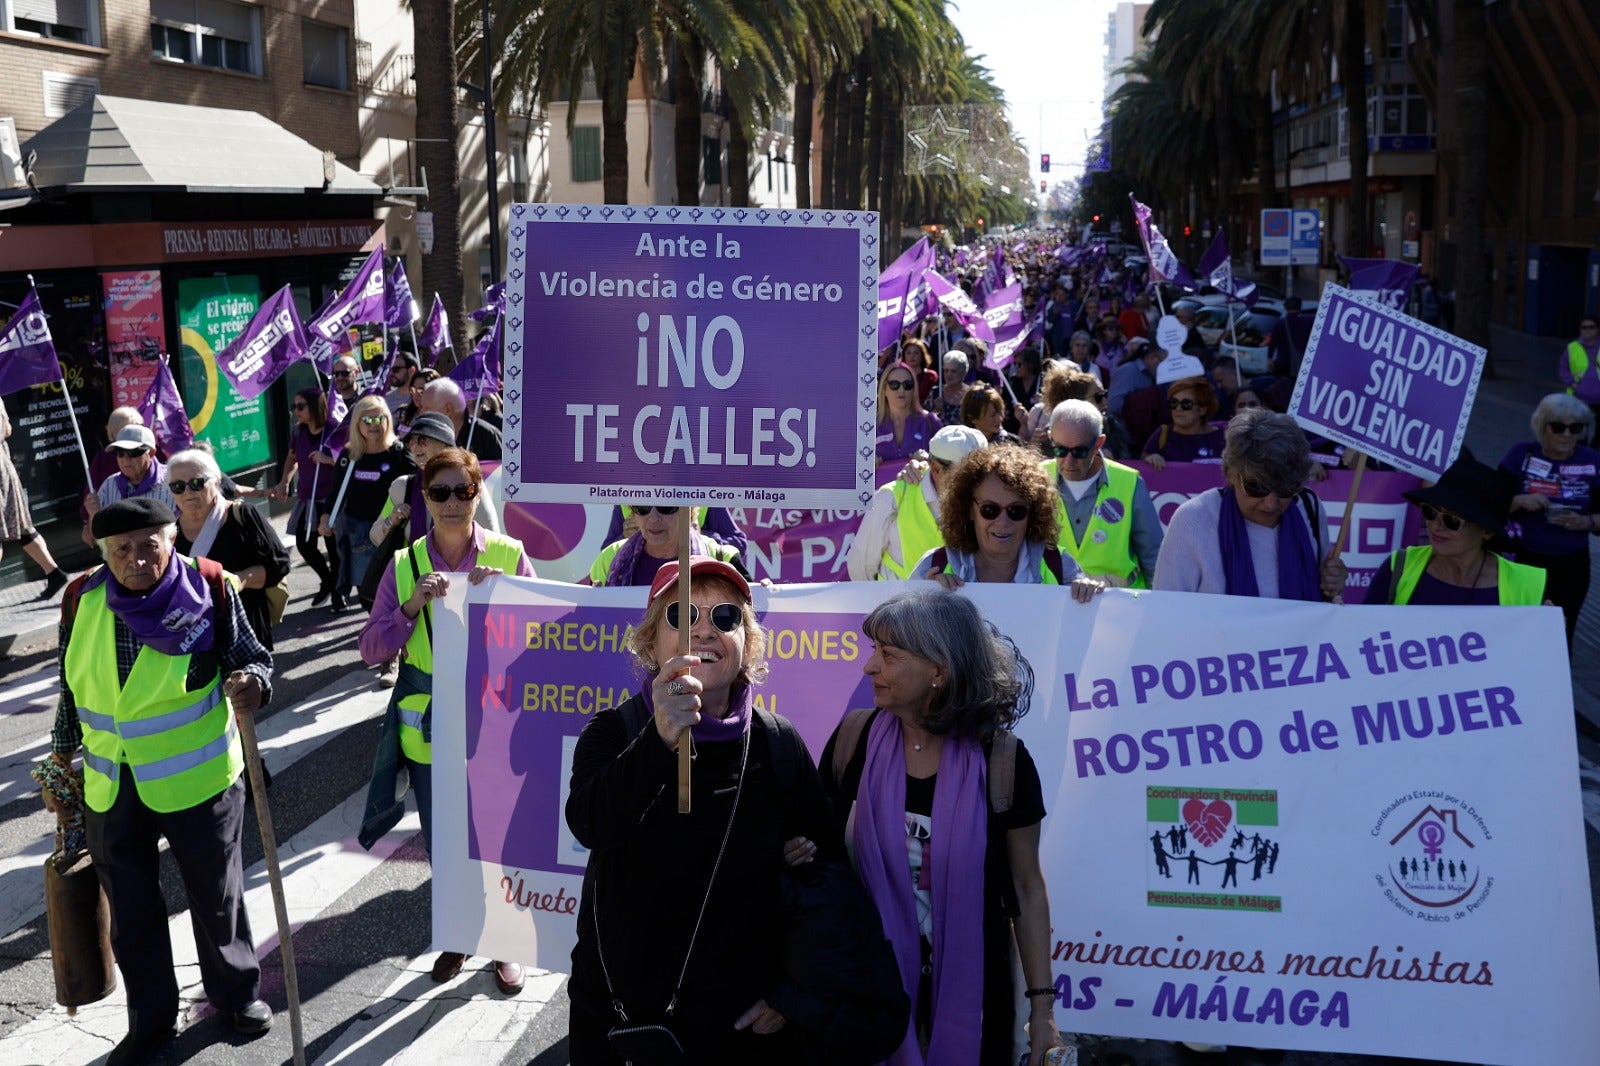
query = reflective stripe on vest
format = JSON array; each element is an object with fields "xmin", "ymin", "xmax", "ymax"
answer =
[
  {"xmin": 885, "ymin": 479, "xmax": 943, "ymax": 580},
  {"xmin": 63, "ymin": 573, "xmax": 243, "ymax": 814},
  {"xmin": 1048, "ymin": 458, "xmax": 1145, "ymax": 587},
  {"xmin": 392, "ymin": 531, "xmax": 528, "ymax": 764},
  {"xmin": 1390, "ymin": 546, "xmax": 1546, "ymax": 606}
]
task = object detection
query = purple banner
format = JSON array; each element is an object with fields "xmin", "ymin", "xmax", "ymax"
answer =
[
  {"xmin": 419, "ymin": 294, "xmax": 451, "ymax": 365},
  {"xmin": 1131, "ymin": 194, "xmax": 1196, "ymax": 290},
  {"xmin": 384, "ymin": 257, "xmax": 417, "ymax": 329},
  {"xmin": 0, "ymin": 285, "xmax": 63, "ymax": 396},
  {"xmin": 213, "ymin": 284, "xmax": 307, "ymax": 400},
  {"xmin": 1339, "ymin": 256, "xmax": 1420, "ymax": 312},
  {"xmin": 449, "ymin": 316, "xmax": 501, "ymax": 401},
  {"xmin": 138, "ymin": 356, "xmax": 195, "ymax": 453},
  {"xmin": 925, "ymin": 272, "xmax": 996, "ymax": 343},
  {"xmin": 1288, "ymin": 284, "xmax": 1485, "ymax": 482},
  {"xmin": 877, "ymin": 236, "xmax": 934, "ymax": 350},
  {"xmin": 1196, "ymin": 231, "xmax": 1257, "ymax": 306},
  {"xmin": 502, "ymin": 205, "xmax": 878, "ymax": 511},
  {"xmin": 309, "ymin": 248, "xmax": 385, "ymax": 341}
]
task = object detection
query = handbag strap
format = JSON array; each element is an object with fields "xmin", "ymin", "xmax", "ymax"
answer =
[{"xmin": 593, "ymin": 725, "xmax": 750, "ymax": 1022}]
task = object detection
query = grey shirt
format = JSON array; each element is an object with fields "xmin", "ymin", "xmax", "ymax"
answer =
[
  {"xmin": 1153, "ymin": 489, "xmax": 1331, "ymax": 598},
  {"xmin": 1057, "ymin": 463, "xmax": 1164, "ymax": 583}
]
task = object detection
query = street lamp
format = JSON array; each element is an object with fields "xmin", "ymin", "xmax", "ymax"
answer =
[{"xmin": 1283, "ymin": 138, "xmax": 1330, "ymax": 297}]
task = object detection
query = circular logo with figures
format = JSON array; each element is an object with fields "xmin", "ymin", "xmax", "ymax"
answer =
[
  {"xmin": 1095, "ymin": 498, "xmax": 1126, "ymax": 524},
  {"xmin": 1372, "ymin": 793, "xmax": 1493, "ymax": 918}
]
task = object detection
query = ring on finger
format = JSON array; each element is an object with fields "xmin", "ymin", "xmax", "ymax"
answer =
[{"xmin": 667, "ymin": 679, "xmax": 685, "ymax": 696}]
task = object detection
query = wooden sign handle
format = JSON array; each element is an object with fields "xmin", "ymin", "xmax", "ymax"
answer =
[{"xmin": 676, "ymin": 516, "xmax": 692, "ymax": 813}]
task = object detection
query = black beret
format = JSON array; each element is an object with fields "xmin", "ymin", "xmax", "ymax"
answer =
[{"xmin": 92, "ymin": 496, "xmax": 176, "ymax": 539}]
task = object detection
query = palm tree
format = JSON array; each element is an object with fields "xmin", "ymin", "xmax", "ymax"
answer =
[
  {"xmin": 413, "ymin": 0, "xmax": 466, "ymax": 351},
  {"xmin": 1447, "ymin": 0, "xmax": 1489, "ymax": 354}
]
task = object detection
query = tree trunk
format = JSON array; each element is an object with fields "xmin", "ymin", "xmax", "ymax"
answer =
[
  {"xmin": 727, "ymin": 98, "xmax": 751, "ymax": 207},
  {"xmin": 824, "ymin": 69, "xmax": 847, "ymax": 207},
  {"xmin": 1453, "ymin": 0, "xmax": 1491, "ymax": 364},
  {"xmin": 1340, "ymin": 7, "xmax": 1370, "ymax": 259},
  {"xmin": 883, "ymin": 109, "xmax": 903, "ymax": 253},
  {"xmin": 844, "ymin": 46, "xmax": 870, "ymax": 206},
  {"xmin": 875, "ymin": 93, "xmax": 895, "ymax": 221},
  {"xmin": 673, "ymin": 41, "xmax": 702, "ymax": 206},
  {"xmin": 600, "ymin": 39, "xmax": 637, "ymax": 205},
  {"xmin": 793, "ymin": 55, "xmax": 815, "ymax": 209},
  {"xmin": 1255, "ymin": 93, "xmax": 1279, "ymax": 209},
  {"xmin": 413, "ymin": 0, "xmax": 465, "ymax": 353},
  {"xmin": 865, "ymin": 80, "xmax": 885, "ymax": 212}
]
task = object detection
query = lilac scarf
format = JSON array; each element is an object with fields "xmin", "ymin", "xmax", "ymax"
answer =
[
  {"xmin": 638, "ymin": 675, "xmax": 752, "ymax": 742},
  {"xmin": 607, "ymin": 525, "xmax": 706, "ymax": 587},
  {"xmin": 112, "ymin": 457, "xmax": 163, "ymax": 501},
  {"xmin": 84, "ymin": 551, "xmax": 216, "ymax": 656},
  {"xmin": 852, "ymin": 711, "xmax": 986, "ymax": 1065},
  {"xmin": 1217, "ymin": 487, "xmax": 1320, "ymax": 601}
]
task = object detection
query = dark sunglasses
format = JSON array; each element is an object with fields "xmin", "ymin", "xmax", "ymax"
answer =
[
  {"xmin": 168, "ymin": 476, "xmax": 211, "ymax": 494},
  {"xmin": 332, "ymin": 369, "xmax": 355, "ymax": 378},
  {"xmin": 359, "ymin": 415, "xmax": 386, "ymax": 426},
  {"xmin": 664, "ymin": 601, "xmax": 743, "ymax": 633},
  {"xmin": 1419, "ymin": 504, "xmax": 1466, "ymax": 531},
  {"xmin": 1168, "ymin": 398, "xmax": 1198, "ymax": 411},
  {"xmin": 1051, "ymin": 442, "xmax": 1097, "ymax": 460},
  {"xmin": 424, "ymin": 482, "xmax": 479, "ymax": 502},
  {"xmin": 885, "ymin": 379, "xmax": 916, "ymax": 391},
  {"xmin": 1547, "ymin": 421, "xmax": 1587, "ymax": 436},
  {"xmin": 1235, "ymin": 400, "xmax": 1262, "ymax": 410},
  {"xmin": 292, "ymin": 402, "xmax": 309, "ymax": 410},
  {"xmin": 1240, "ymin": 479, "xmax": 1299, "ymax": 500},
  {"xmin": 632, "ymin": 506, "xmax": 680, "ymax": 516},
  {"xmin": 977, "ymin": 501, "xmax": 1030, "ymax": 521}
]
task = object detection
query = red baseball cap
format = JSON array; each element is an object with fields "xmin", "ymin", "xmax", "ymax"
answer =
[{"xmin": 647, "ymin": 556, "xmax": 752, "ymax": 604}]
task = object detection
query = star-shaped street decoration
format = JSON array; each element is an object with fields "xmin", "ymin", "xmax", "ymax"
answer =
[{"xmin": 905, "ymin": 108, "xmax": 969, "ymax": 175}]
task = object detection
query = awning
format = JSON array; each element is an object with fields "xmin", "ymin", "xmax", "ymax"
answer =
[{"xmin": 18, "ymin": 94, "xmax": 381, "ymax": 196}]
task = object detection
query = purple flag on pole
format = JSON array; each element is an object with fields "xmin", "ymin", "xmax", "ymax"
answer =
[
  {"xmin": 469, "ymin": 281, "xmax": 506, "ymax": 324},
  {"xmin": 0, "ymin": 285, "xmax": 63, "ymax": 396},
  {"xmin": 980, "ymin": 281, "xmax": 1024, "ymax": 334},
  {"xmin": 385, "ymin": 258, "xmax": 418, "ymax": 329},
  {"xmin": 1130, "ymin": 194, "xmax": 1197, "ymax": 290},
  {"xmin": 138, "ymin": 356, "xmax": 194, "ymax": 453},
  {"xmin": 213, "ymin": 285, "xmax": 308, "ymax": 400},
  {"xmin": 1197, "ymin": 231, "xmax": 1258, "ymax": 306},
  {"xmin": 989, "ymin": 309, "xmax": 1028, "ymax": 369},
  {"xmin": 449, "ymin": 319, "xmax": 501, "ymax": 401},
  {"xmin": 1338, "ymin": 256, "xmax": 1420, "ymax": 312},
  {"xmin": 878, "ymin": 237, "xmax": 935, "ymax": 349},
  {"xmin": 310, "ymin": 248, "xmax": 385, "ymax": 341},
  {"xmin": 419, "ymin": 294, "xmax": 451, "ymax": 366},
  {"xmin": 926, "ymin": 272, "xmax": 996, "ymax": 343}
]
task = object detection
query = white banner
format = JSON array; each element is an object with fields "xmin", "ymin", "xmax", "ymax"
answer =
[{"xmin": 430, "ymin": 581, "xmax": 1598, "ymax": 1063}]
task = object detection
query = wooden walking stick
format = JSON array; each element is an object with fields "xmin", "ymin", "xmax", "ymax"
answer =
[
  {"xmin": 676, "ymin": 513, "xmax": 693, "ymax": 813},
  {"xmin": 235, "ymin": 709, "xmax": 306, "ymax": 1066}
]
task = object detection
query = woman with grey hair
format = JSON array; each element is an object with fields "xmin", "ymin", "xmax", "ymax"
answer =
[
  {"xmin": 167, "ymin": 447, "xmax": 290, "ymax": 648},
  {"xmin": 818, "ymin": 587, "xmax": 1064, "ymax": 1066},
  {"xmin": 1153, "ymin": 409, "xmax": 1347, "ymax": 600},
  {"xmin": 936, "ymin": 351, "xmax": 970, "ymax": 424},
  {"xmin": 1500, "ymin": 392, "xmax": 1600, "ymax": 643}
]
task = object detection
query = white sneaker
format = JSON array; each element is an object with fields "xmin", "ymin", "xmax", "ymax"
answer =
[{"xmin": 377, "ymin": 658, "xmax": 399, "ymax": 688}]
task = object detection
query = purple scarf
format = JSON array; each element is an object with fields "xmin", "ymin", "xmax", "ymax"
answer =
[
  {"xmin": 84, "ymin": 551, "xmax": 216, "ymax": 656},
  {"xmin": 852, "ymin": 711, "xmax": 986, "ymax": 1065},
  {"xmin": 113, "ymin": 457, "xmax": 163, "ymax": 501},
  {"xmin": 607, "ymin": 525, "xmax": 706, "ymax": 587},
  {"xmin": 639, "ymin": 675, "xmax": 752, "ymax": 742},
  {"xmin": 1217, "ymin": 487, "xmax": 1320, "ymax": 601}
]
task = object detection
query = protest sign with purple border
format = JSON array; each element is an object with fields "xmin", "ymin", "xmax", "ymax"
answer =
[
  {"xmin": 502, "ymin": 204, "xmax": 879, "ymax": 510},
  {"xmin": 1288, "ymin": 285, "xmax": 1485, "ymax": 482}
]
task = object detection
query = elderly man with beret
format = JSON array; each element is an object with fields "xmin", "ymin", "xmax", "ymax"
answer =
[{"xmin": 41, "ymin": 497, "xmax": 274, "ymax": 1064}]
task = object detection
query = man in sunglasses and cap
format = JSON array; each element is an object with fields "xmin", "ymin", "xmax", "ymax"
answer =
[
  {"xmin": 848, "ymin": 425, "xmax": 987, "ymax": 581},
  {"xmin": 1044, "ymin": 399, "xmax": 1163, "ymax": 588},
  {"xmin": 42, "ymin": 497, "xmax": 275, "ymax": 1061}
]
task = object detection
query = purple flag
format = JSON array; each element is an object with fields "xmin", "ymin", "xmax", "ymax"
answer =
[
  {"xmin": 138, "ymin": 356, "xmax": 194, "ymax": 453},
  {"xmin": 1339, "ymin": 256, "xmax": 1420, "ymax": 312},
  {"xmin": 310, "ymin": 248, "xmax": 385, "ymax": 341},
  {"xmin": 469, "ymin": 281, "xmax": 506, "ymax": 324},
  {"xmin": 385, "ymin": 258, "xmax": 418, "ymax": 329},
  {"xmin": 213, "ymin": 285, "xmax": 307, "ymax": 400},
  {"xmin": 878, "ymin": 237, "xmax": 935, "ymax": 349},
  {"xmin": 989, "ymin": 309, "xmax": 1028, "ymax": 369},
  {"xmin": 1130, "ymin": 194, "xmax": 1196, "ymax": 290},
  {"xmin": 419, "ymin": 294, "xmax": 451, "ymax": 366},
  {"xmin": 365, "ymin": 341, "xmax": 401, "ymax": 399},
  {"xmin": 980, "ymin": 281, "xmax": 1024, "ymax": 333},
  {"xmin": 1197, "ymin": 231, "xmax": 1258, "ymax": 306},
  {"xmin": 0, "ymin": 285, "xmax": 63, "ymax": 396},
  {"xmin": 449, "ymin": 319, "xmax": 501, "ymax": 401},
  {"xmin": 925, "ymin": 272, "xmax": 995, "ymax": 344}
]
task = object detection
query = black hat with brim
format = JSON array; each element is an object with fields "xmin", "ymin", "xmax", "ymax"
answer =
[
  {"xmin": 92, "ymin": 496, "xmax": 176, "ymax": 539},
  {"xmin": 1401, "ymin": 449, "xmax": 1515, "ymax": 535}
]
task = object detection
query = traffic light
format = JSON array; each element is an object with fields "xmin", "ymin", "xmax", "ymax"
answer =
[
  {"xmin": 1041, "ymin": 153, "xmax": 1051, "ymax": 173},
  {"xmin": 1183, "ymin": 224, "xmax": 1192, "ymax": 237},
  {"xmin": 1092, "ymin": 214, "xmax": 1101, "ymax": 224}
]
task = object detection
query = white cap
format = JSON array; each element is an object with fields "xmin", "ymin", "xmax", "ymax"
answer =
[
  {"xmin": 107, "ymin": 425, "xmax": 157, "ymax": 452},
  {"xmin": 929, "ymin": 425, "xmax": 988, "ymax": 464}
]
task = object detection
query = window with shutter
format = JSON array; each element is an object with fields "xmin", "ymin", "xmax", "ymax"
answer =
[
  {"xmin": 302, "ymin": 21, "xmax": 347, "ymax": 89},
  {"xmin": 571, "ymin": 126, "xmax": 600, "ymax": 184},
  {"xmin": 10, "ymin": 0, "xmax": 96, "ymax": 42},
  {"xmin": 148, "ymin": 0, "xmax": 260, "ymax": 75}
]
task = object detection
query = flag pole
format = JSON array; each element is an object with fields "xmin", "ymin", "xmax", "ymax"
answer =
[{"xmin": 58, "ymin": 374, "xmax": 93, "ymax": 486}]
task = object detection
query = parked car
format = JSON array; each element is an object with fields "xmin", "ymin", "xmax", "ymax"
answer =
[{"xmin": 1218, "ymin": 307, "xmax": 1283, "ymax": 375}]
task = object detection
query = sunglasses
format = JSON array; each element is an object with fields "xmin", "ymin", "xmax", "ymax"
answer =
[
  {"xmin": 117, "ymin": 447, "xmax": 152, "ymax": 457},
  {"xmin": 1168, "ymin": 398, "xmax": 1198, "ymax": 411},
  {"xmin": 1240, "ymin": 479, "xmax": 1299, "ymax": 500},
  {"xmin": 424, "ymin": 482, "xmax": 479, "ymax": 502},
  {"xmin": 1547, "ymin": 421, "xmax": 1587, "ymax": 436},
  {"xmin": 292, "ymin": 402, "xmax": 308, "ymax": 411},
  {"xmin": 359, "ymin": 415, "xmax": 387, "ymax": 426},
  {"xmin": 168, "ymin": 477, "xmax": 211, "ymax": 494},
  {"xmin": 977, "ymin": 501, "xmax": 1031, "ymax": 522},
  {"xmin": 664, "ymin": 601, "xmax": 743, "ymax": 633},
  {"xmin": 885, "ymin": 379, "xmax": 916, "ymax": 391},
  {"xmin": 1051, "ymin": 442, "xmax": 1097, "ymax": 460},
  {"xmin": 332, "ymin": 369, "xmax": 355, "ymax": 378},
  {"xmin": 1235, "ymin": 400, "xmax": 1262, "ymax": 410},
  {"xmin": 1419, "ymin": 504, "xmax": 1466, "ymax": 531},
  {"xmin": 632, "ymin": 506, "xmax": 680, "ymax": 516}
]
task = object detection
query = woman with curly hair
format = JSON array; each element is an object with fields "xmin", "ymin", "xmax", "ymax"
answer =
[{"xmin": 913, "ymin": 444, "xmax": 1104, "ymax": 599}]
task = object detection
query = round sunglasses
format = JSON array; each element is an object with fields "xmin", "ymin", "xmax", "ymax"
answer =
[
  {"xmin": 424, "ymin": 482, "xmax": 480, "ymax": 502},
  {"xmin": 664, "ymin": 601, "xmax": 743, "ymax": 633},
  {"xmin": 1168, "ymin": 398, "xmax": 1198, "ymax": 411},
  {"xmin": 359, "ymin": 415, "xmax": 387, "ymax": 426},
  {"xmin": 1419, "ymin": 504, "xmax": 1466, "ymax": 531},
  {"xmin": 977, "ymin": 501, "xmax": 1030, "ymax": 521},
  {"xmin": 884, "ymin": 378, "xmax": 916, "ymax": 391},
  {"xmin": 168, "ymin": 476, "xmax": 212, "ymax": 494},
  {"xmin": 632, "ymin": 506, "xmax": 680, "ymax": 516}
]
